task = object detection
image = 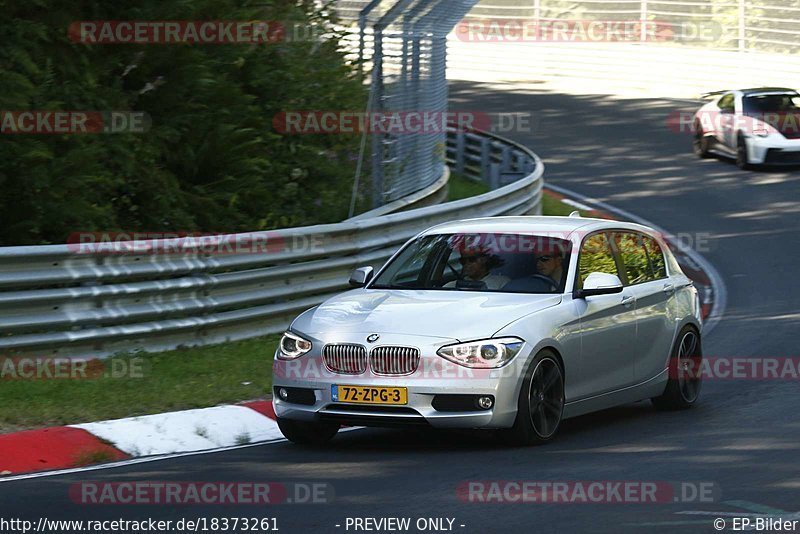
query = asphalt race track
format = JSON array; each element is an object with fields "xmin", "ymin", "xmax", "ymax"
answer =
[{"xmin": 2, "ymin": 83, "xmax": 799, "ymax": 533}]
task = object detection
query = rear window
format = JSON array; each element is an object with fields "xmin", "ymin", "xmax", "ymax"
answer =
[
  {"xmin": 612, "ymin": 232, "xmax": 651, "ymax": 285},
  {"xmin": 610, "ymin": 232, "xmax": 668, "ymax": 284},
  {"xmin": 643, "ymin": 235, "xmax": 668, "ymax": 280}
]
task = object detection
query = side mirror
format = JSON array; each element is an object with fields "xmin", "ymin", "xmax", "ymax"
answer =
[
  {"xmin": 349, "ymin": 266, "xmax": 374, "ymax": 288},
  {"xmin": 574, "ymin": 272, "xmax": 623, "ymax": 298}
]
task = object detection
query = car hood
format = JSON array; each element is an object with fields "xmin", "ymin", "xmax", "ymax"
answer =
[{"xmin": 291, "ymin": 289, "xmax": 562, "ymax": 341}]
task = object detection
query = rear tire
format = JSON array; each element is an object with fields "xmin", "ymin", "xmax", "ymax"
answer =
[
  {"xmin": 277, "ymin": 417, "xmax": 339, "ymax": 446},
  {"xmin": 652, "ymin": 326, "xmax": 702, "ymax": 410},
  {"xmin": 693, "ymin": 123, "xmax": 711, "ymax": 158},
  {"xmin": 499, "ymin": 350, "xmax": 565, "ymax": 446}
]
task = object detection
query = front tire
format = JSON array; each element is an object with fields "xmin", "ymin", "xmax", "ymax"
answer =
[
  {"xmin": 652, "ymin": 326, "xmax": 702, "ymax": 410},
  {"xmin": 499, "ymin": 350, "xmax": 565, "ymax": 446},
  {"xmin": 736, "ymin": 134, "xmax": 752, "ymax": 170},
  {"xmin": 277, "ymin": 417, "xmax": 339, "ymax": 446}
]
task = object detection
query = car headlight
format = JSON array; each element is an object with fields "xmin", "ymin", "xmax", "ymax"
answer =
[
  {"xmin": 437, "ymin": 337, "xmax": 524, "ymax": 368},
  {"xmin": 278, "ymin": 331, "xmax": 313, "ymax": 360}
]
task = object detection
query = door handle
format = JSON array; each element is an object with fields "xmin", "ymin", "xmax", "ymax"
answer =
[
  {"xmin": 663, "ymin": 283, "xmax": 675, "ymax": 295},
  {"xmin": 621, "ymin": 295, "xmax": 636, "ymax": 308}
]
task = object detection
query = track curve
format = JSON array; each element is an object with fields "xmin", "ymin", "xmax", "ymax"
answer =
[{"xmin": 2, "ymin": 84, "xmax": 799, "ymax": 533}]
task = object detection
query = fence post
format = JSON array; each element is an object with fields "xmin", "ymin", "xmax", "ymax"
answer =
[
  {"xmin": 358, "ymin": 14, "xmax": 366, "ymax": 78},
  {"xmin": 371, "ymin": 26, "xmax": 385, "ymax": 209},
  {"xmin": 640, "ymin": 0, "xmax": 648, "ymax": 42},
  {"xmin": 738, "ymin": 0, "xmax": 746, "ymax": 53}
]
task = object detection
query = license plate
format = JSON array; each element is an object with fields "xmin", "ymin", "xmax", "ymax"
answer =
[{"xmin": 332, "ymin": 385, "xmax": 408, "ymax": 405}]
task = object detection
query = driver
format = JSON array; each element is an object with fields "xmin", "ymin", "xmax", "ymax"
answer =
[
  {"xmin": 503, "ymin": 244, "xmax": 565, "ymax": 293},
  {"xmin": 444, "ymin": 248, "xmax": 509, "ymax": 290},
  {"xmin": 534, "ymin": 252, "xmax": 564, "ymax": 290}
]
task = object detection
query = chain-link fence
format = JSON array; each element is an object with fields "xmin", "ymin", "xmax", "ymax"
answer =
[
  {"xmin": 448, "ymin": 0, "xmax": 800, "ymax": 97},
  {"xmin": 335, "ymin": 1, "xmax": 480, "ymax": 209},
  {"xmin": 463, "ymin": 0, "xmax": 800, "ymax": 54}
]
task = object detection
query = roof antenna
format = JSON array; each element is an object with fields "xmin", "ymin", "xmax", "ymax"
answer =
[{"xmin": 569, "ymin": 210, "xmax": 582, "ymax": 218}]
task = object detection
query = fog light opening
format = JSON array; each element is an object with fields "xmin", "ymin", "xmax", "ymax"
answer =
[
  {"xmin": 279, "ymin": 388, "xmax": 289, "ymax": 400},
  {"xmin": 477, "ymin": 396, "xmax": 494, "ymax": 410}
]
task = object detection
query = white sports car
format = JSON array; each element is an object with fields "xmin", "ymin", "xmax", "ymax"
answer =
[
  {"xmin": 693, "ymin": 87, "xmax": 800, "ymax": 169},
  {"xmin": 273, "ymin": 216, "xmax": 703, "ymax": 447}
]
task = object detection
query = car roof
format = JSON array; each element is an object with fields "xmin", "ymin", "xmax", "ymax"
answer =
[
  {"xmin": 422, "ymin": 215, "xmax": 657, "ymax": 238},
  {"xmin": 739, "ymin": 87, "xmax": 798, "ymax": 96}
]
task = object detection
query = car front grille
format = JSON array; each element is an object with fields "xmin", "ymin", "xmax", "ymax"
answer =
[
  {"xmin": 765, "ymin": 149, "xmax": 800, "ymax": 165},
  {"xmin": 369, "ymin": 346, "xmax": 420, "ymax": 375},
  {"xmin": 323, "ymin": 344, "xmax": 367, "ymax": 374}
]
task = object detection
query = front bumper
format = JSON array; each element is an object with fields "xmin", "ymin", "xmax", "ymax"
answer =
[
  {"xmin": 272, "ymin": 333, "xmax": 526, "ymax": 429},
  {"xmin": 747, "ymin": 135, "xmax": 800, "ymax": 165}
]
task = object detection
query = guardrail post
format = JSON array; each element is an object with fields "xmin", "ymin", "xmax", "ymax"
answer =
[
  {"xmin": 489, "ymin": 163, "xmax": 500, "ymax": 190},
  {"xmin": 501, "ymin": 145, "xmax": 511, "ymax": 173},
  {"xmin": 514, "ymin": 151, "xmax": 526, "ymax": 172},
  {"xmin": 480, "ymin": 136, "xmax": 491, "ymax": 183},
  {"xmin": 456, "ymin": 131, "xmax": 466, "ymax": 174}
]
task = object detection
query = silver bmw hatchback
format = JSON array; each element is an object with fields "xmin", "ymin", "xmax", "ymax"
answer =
[{"xmin": 273, "ymin": 216, "xmax": 703, "ymax": 446}]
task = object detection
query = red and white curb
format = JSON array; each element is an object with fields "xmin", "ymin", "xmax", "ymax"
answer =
[{"xmin": 0, "ymin": 401, "xmax": 280, "ymax": 478}]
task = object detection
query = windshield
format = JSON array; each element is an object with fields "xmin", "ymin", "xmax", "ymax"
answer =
[
  {"xmin": 370, "ymin": 233, "xmax": 572, "ymax": 294},
  {"xmin": 742, "ymin": 93, "xmax": 800, "ymax": 114}
]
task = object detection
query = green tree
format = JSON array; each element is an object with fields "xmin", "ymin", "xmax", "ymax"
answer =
[{"xmin": 0, "ymin": 0, "xmax": 367, "ymax": 245}]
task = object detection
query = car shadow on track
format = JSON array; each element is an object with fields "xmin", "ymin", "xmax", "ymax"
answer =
[{"xmin": 278, "ymin": 401, "xmax": 670, "ymax": 453}]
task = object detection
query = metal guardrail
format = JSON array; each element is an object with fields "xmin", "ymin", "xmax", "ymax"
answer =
[{"xmin": 0, "ymin": 130, "xmax": 543, "ymax": 358}]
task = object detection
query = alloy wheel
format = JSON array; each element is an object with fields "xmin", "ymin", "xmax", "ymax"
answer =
[{"xmin": 527, "ymin": 357, "xmax": 564, "ymax": 438}]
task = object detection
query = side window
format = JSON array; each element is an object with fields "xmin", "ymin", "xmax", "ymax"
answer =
[
  {"xmin": 613, "ymin": 232, "xmax": 652, "ymax": 285},
  {"xmin": 718, "ymin": 93, "xmax": 735, "ymax": 114},
  {"xmin": 643, "ymin": 236, "xmax": 668, "ymax": 280},
  {"xmin": 578, "ymin": 233, "xmax": 619, "ymax": 288}
]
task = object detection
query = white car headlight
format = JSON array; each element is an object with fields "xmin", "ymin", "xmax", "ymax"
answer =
[
  {"xmin": 278, "ymin": 331, "xmax": 313, "ymax": 360},
  {"xmin": 437, "ymin": 337, "xmax": 524, "ymax": 368}
]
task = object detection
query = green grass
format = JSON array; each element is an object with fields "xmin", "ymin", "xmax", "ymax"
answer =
[
  {"xmin": 447, "ymin": 172, "xmax": 490, "ymax": 201},
  {"xmin": 73, "ymin": 449, "xmax": 117, "ymax": 467},
  {"xmin": 0, "ymin": 335, "xmax": 279, "ymax": 433},
  {"xmin": 447, "ymin": 173, "xmax": 585, "ymax": 219},
  {"xmin": 542, "ymin": 193, "xmax": 584, "ymax": 217}
]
